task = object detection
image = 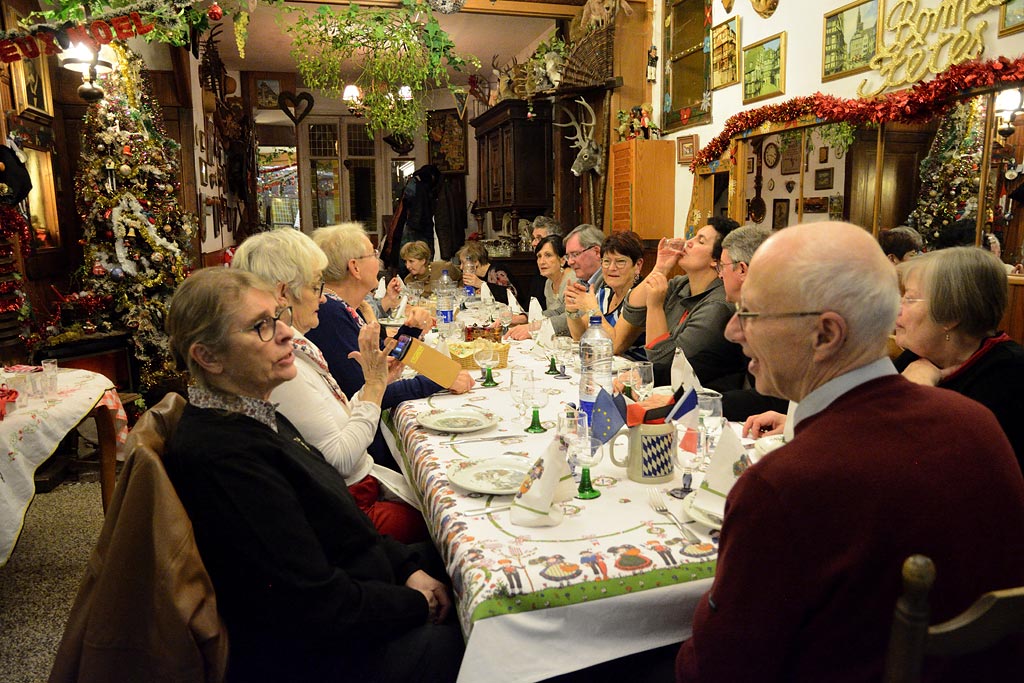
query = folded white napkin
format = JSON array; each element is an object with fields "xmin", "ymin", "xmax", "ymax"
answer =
[
  {"xmin": 374, "ymin": 277, "xmax": 386, "ymax": 299},
  {"xmin": 508, "ymin": 295, "xmax": 524, "ymax": 316},
  {"xmin": 671, "ymin": 347, "xmax": 703, "ymax": 393},
  {"xmin": 783, "ymin": 400, "xmax": 797, "ymax": 442},
  {"xmin": 480, "ymin": 281, "xmax": 493, "ymax": 303},
  {"xmin": 394, "ymin": 295, "xmax": 408, "ymax": 319},
  {"xmin": 536, "ymin": 318, "xmax": 555, "ymax": 347},
  {"xmin": 510, "ymin": 439, "xmax": 572, "ymax": 527},
  {"xmin": 528, "ymin": 297, "xmax": 544, "ymax": 323},
  {"xmin": 692, "ymin": 426, "xmax": 745, "ymax": 521}
]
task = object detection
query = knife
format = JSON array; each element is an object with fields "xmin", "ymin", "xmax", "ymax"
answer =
[{"xmin": 445, "ymin": 434, "xmax": 514, "ymax": 445}]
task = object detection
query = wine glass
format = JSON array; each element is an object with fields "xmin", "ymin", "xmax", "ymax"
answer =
[
  {"xmin": 553, "ymin": 337, "xmax": 574, "ymax": 380},
  {"xmin": 497, "ymin": 306, "xmax": 513, "ymax": 334},
  {"xmin": 509, "ymin": 369, "xmax": 534, "ymax": 421},
  {"xmin": 473, "ymin": 346, "xmax": 499, "ymax": 388},
  {"xmin": 461, "ymin": 258, "xmax": 479, "ymax": 289},
  {"xmin": 696, "ymin": 389, "xmax": 724, "ymax": 471},
  {"xmin": 524, "ymin": 379, "xmax": 549, "ymax": 433},
  {"xmin": 618, "ymin": 361, "xmax": 654, "ymax": 401},
  {"xmin": 569, "ymin": 435, "xmax": 603, "ymax": 499}
]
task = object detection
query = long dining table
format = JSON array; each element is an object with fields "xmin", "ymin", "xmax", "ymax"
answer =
[{"xmin": 383, "ymin": 341, "xmax": 719, "ymax": 682}]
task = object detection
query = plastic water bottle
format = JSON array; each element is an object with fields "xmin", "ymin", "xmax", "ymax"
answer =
[
  {"xmin": 579, "ymin": 316, "xmax": 613, "ymax": 423},
  {"xmin": 436, "ymin": 270, "xmax": 455, "ymax": 336}
]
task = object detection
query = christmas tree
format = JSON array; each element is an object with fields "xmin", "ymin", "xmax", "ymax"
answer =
[
  {"xmin": 74, "ymin": 44, "xmax": 197, "ymax": 390},
  {"xmin": 906, "ymin": 99, "xmax": 986, "ymax": 248}
]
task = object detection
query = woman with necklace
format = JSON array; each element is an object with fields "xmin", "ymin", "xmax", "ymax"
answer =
[
  {"xmin": 506, "ymin": 235, "xmax": 571, "ymax": 340},
  {"xmin": 565, "ymin": 231, "xmax": 648, "ymax": 360}
]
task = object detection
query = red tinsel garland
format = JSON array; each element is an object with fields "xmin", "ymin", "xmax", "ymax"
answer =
[
  {"xmin": 0, "ymin": 204, "xmax": 33, "ymax": 260},
  {"xmin": 690, "ymin": 56, "xmax": 1024, "ymax": 172}
]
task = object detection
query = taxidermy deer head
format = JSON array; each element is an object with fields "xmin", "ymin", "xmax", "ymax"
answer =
[{"xmin": 554, "ymin": 98, "xmax": 604, "ymax": 177}]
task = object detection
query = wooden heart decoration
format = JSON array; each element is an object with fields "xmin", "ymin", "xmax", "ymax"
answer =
[{"xmin": 278, "ymin": 91, "xmax": 315, "ymax": 126}]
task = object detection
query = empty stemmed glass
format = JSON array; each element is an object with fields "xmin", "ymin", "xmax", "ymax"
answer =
[
  {"xmin": 697, "ymin": 389, "xmax": 724, "ymax": 470},
  {"xmin": 509, "ymin": 369, "xmax": 534, "ymax": 422},
  {"xmin": 618, "ymin": 361, "xmax": 654, "ymax": 401},
  {"xmin": 553, "ymin": 337, "xmax": 574, "ymax": 380},
  {"xmin": 524, "ymin": 379, "xmax": 549, "ymax": 434},
  {"xmin": 569, "ymin": 435, "xmax": 603, "ymax": 499},
  {"xmin": 473, "ymin": 346, "xmax": 500, "ymax": 388}
]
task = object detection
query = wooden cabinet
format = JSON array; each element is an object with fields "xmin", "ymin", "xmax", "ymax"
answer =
[
  {"xmin": 609, "ymin": 138, "xmax": 675, "ymax": 238},
  {"xmin": 470, "ymin": 99, "xmax": 552, "ymax": 215}
]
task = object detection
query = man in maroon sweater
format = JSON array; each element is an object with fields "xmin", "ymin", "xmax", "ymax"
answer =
[{"xmin": 676, "ymin": 222, "xmax": 1024, "ymax": 682}]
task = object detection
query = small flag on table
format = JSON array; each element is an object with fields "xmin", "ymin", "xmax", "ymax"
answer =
[
  {"xmin": 591, "ymin": 389, "xmax": 626, "ymax": 444},
  {"xmin": 665, "ymin": 386, "xmax": 698, "ymax": 429}
]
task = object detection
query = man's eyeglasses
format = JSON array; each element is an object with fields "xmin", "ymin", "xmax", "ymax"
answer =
[
  {"xmin": 715, "ymin": 260, "xmax": 740, "ymax": 275},
  {"xmin": 734, "ymin": 308, "xmax": 823, "ymax": 331},
  {"xmin": 601, "ymin": 257, "xmax": 633, "ymax": 269},
  {"xmin": 567, "ymin": 245, "xmax": 598, "ymax": 261},
  {"xmin": 246, "ymin": 306, "xmax": 293, "ymax": 342}
]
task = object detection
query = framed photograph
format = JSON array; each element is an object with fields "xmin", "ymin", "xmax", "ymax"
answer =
[
  {"xmin": 773, "ymin": 198, "xmax": 790, "ymax": 230},
  {"xmin": 822, "ymin": 0, "xmax": 880, "ymax": 82},
  {"xmin": 815, "ymin": 167, "xmax": 835, "ymax": 190},
  {"xmin": 426, "ymin": 109, "xmax": 468, "ymax": 174},
  {"xmin": 256, "ymin": 79, "xmax": 281, "ymax": 110},
  {"xmin": 743, "ymin": 32, "xmax": 786, "ymax": 105},
  {"xmin": 747, "ymin": 157, "xmax": 754, "ymax": 174},
  {"xmin": 1000, "ymin": 0, "xmax": 1024, "ymax": 37},
  {"xmin": 711, "ymin": 17, "xmax": 741, "ymax": 90},
  {"xmin": 677, "ymin": 134, "xmax": 699, "ymax": 165},
  {"xmin": 199, "ymin": 159, "xmax": 209, "ymax": 187},
  {"xmin": 5, "ymin": 8, "xmax": 53, "ymax": 121},
  {"xmin": 196, "ymin": 125, "xmax": 206, "ymax": 153},
  {"xmin": 819, "ymin": 146, "xmax": 829, "ymax": 164},
  {"xmin": 799, "ymin": 197, "xmax": 829, "ymax": 213},
  {"xmin": 780, "ymin": 144, "xmax": 802, "ymax": 175}
]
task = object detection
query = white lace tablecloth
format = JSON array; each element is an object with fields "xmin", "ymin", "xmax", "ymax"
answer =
[
  {"xmin": 385, "ymin": 342, "xmax": 717, "ymax": 682},
  {"xmin": 0, "ymin": 369, "xmax": 127, "ymax": 566}
]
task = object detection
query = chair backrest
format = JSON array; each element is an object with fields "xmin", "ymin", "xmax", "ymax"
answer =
[
  {"xmin": 50, "ymin": 392, "xmax": 229, "ymax": 683},
  {"xmin": 883, "ymin": 554, "xmax": 1024, "ymax": 683}
]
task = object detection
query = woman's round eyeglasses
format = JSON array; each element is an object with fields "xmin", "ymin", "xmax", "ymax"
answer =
[{"xmin": 246, "ymin": 306, "xmax": 293, "ymax": 342}]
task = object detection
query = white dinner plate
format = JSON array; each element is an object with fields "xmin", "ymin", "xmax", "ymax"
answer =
[
  {"xmin": 446, "ymin": 455, "xmax": 532, "ymax": 495},
  {"xmin": 416, "ymin": 407, "xmax": 499, "ymax": 434},
  {"xmin": 683, "ymin": 492, "xmax": 723, "ymax": 529}
]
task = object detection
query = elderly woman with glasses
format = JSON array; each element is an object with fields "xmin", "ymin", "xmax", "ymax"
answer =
[
  {"xmin": 894, "ymin": 246, "xmax": 1024, "ymax": 469},
  {"xmin": 564, "ymin": 231, "xmax": 647, "ymax": 359},
  {"xmin": 164, "ymin": 268, "xmax": 463, "ymax": 683},
  {"xmin": 232, "ymin": 228, "xmax": 427, "ymax": 543},
  {"xmin": 308, "ymin": 224, "xmax": 475, "ymax": 469},
  {"xmin": 616, "ymin": 216, "xmax": 747, "ymax": 389}
]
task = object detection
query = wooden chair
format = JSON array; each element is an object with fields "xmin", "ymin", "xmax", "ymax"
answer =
[
  {"xmin": 883, "ymin": 554, "xmax": 1024, "ymax": 683},
  {"xmin": 50, "ymin": 392, "xmax": 229, "ymax": 683}
]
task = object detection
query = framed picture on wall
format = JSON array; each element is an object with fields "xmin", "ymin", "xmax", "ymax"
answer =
[
  {"xmin": 780, "ymin": 144, "xmax": 802, "ymax": 175},
  {"xmin": 815, "ymin": 167, "xmax": 835, "ymax": 190},
  {"xmin": 256, "ymin": 79, "xmax": 281, "ymax": 109},
  {"xmin": 427, "ymin": 109, "xmax": 468, "ymax": 174},
  {"xmin": 5, "ymin": 8, "xmax": 53, "ymax": 122},
  {"xmin": 742, "ymin": 32, "xmax": 786, "ymax": 105},
  {"xmin": 822, "ymin": 0, "xmax": 881, "ymax": 82},
  {"xmin": 711, "ymin": 17, "xmax": 740, "ymax": 90},
  {"xmin": 677, "ymin": 134, "xmax": 699, "ymax": 165},
  {"xmin": 1001, "ymin": 0, "xmax": 1024, "ymax": 37},
  {"xmin": 773, "ymin": 198, "xmax": 790, "ymax": 230},
  {"xmin": 747, "ymin": 157, "xmax": 754, "ymax": 174}
]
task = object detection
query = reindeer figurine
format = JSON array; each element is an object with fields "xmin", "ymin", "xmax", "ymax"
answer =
[{"xmin": 554, "ymin": 98, "xmax": 604, "ymax": 177}]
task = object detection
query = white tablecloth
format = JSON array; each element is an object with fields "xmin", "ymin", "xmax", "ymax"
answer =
[
  {"xmin": 385, "ymin": 342, "xmax": 717, "ymax": 682},
  {"xmin": 0, "ymin": 369, "xmax": 127, "ymax": 565}
]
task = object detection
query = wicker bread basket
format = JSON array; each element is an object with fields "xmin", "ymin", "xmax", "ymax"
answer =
[{"xmin": 447, "ymin": 341, "xmax": 510, "ymax": 370}]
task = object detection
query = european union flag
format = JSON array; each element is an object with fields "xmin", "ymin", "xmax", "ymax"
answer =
[
  {"xmin": 591, "ymin": 389, "xmax": 626, "ymax": 444},
  {"xmin": 665, "ymin": 387, "xmax": 699, "ymax": 429}
]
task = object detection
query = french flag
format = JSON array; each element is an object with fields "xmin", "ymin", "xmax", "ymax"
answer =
[{"xmin": 665, "ymin": 386, "xmax": 699, "ymax": 429}]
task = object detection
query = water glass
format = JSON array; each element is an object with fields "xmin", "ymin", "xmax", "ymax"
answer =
[
  {"xmin": 696, "ymin": 388, "xmax": 724, "ymax": 466},
  {"xmin": 618, "ymin": 361, "xmax": 654, "ymax": 401},
  {"xmin": 41, "ymin": 359, "xmax": 58, "ymax": 397},
  {"xmin": 509, "ymin": 369, "xmax": 534, "ymax": 419}
]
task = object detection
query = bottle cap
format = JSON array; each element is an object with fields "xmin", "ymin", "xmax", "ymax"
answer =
[{"xmin": 589, "ymin": 315, "xmax": 601, "ymax": 325}]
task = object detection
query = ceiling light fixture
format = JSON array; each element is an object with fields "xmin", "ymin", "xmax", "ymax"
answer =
[
  {"xmin": 61, "ymin": 42, "xmax": 117, "ymax": 103},
  {"xmin": 343, "ymin": 84, "xmax": 364, "ymax": 116}
]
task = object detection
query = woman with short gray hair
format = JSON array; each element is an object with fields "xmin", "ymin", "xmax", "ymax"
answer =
[{"xmin": 895, "ymin": 246, "xmax": 1024, "ymax": 470}]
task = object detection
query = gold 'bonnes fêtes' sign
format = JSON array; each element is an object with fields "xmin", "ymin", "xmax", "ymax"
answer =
[{"xmin": 858, "ymin": 0, "xmax": 1005, "ymax": 97}]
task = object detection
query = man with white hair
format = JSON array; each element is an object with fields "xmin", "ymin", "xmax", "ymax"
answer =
[{"xmin": 677, "ymin": 222, "xmax": 1024, "ymax": 681}]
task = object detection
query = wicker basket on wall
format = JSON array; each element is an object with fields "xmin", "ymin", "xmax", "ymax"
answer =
[{"xmin": 561, "ymin": 24, "xmax": 615, "ymax": 89}]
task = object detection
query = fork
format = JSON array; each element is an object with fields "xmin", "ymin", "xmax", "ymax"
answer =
[{"xmin": 648, "ymin": 488, "xmax": 701, "ymax": 543}]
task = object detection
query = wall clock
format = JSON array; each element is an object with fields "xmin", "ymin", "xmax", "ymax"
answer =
[{"xmin": 763, "ymin": 142, "xmax": 780, "ymax": 169}]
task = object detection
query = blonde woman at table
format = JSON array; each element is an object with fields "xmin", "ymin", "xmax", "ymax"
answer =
[
  {"xmin": 565, "ymin": 230, "xmax": 647, "ymax": 360},
  {"xmin": 401, "ymin": 240, "xmax": 462, "ymax": 296},
  {"xmin": 232, "ymin": 228, "xmax": 428, "ymax": 543},
  {"xmin": 894, "ymin": 246, "xmax": 1024, "ymax": 471},
  {"xmin": 164, "ymin": 268, "xmax": 462, "ymax": 683}
]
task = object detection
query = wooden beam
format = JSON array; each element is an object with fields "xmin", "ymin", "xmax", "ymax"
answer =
[{"xmin": 289, "ymin": 0, "xmax": 582, "ymax": 19}]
